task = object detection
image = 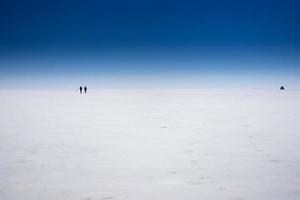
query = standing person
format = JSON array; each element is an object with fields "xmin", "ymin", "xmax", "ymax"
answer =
[
  {"xmin": 79, "ymin": 86, "xmax": 82, "ymax": 94},
  {"xmin": 84, "ymin": 86, "xmax": 87, "ymax": 94}
]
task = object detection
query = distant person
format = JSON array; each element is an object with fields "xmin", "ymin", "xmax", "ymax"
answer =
[
  {"xmin": 280, "ymin": 86, "xmax": 285, "ymax": 90},
  {"xmin": 84, "ymin": 86, "xmax": 87, "ymax": 94},
  {"xmin": 80, "ymin": 86, "xmax": 82, "ymax": 94}
]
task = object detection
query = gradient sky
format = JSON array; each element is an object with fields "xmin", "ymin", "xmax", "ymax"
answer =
[{"xmin": 0, "ymin": 0, "xmax": 299, "ymax": 89}]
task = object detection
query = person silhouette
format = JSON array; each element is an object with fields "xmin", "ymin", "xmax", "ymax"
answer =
[
  {"xmin": 84, "ymin": 86, "xmax": 87, "ymax": 94},
  {"xmin": 79, "ymin": 86, "xmax": 82, "ymax": 94}
]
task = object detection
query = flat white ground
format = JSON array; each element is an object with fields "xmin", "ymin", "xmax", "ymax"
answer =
[{"xmin": 0, "ymin": 89, "xmax": 300, "ymax": 200}]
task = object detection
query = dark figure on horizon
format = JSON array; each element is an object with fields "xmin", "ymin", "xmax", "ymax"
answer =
[
  {"xmin": 84, "ymin": 86, "xmax": 87, "ymax": 94},
  {"xmin": 80, "ymin": 86, "xmax": 82, "ymax": 94},
  {"xmin": 280, "ymin": 86, "xmax": 285, "ymax": 90}
]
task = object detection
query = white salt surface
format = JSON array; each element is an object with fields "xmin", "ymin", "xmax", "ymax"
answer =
[{"xmin": 0, "ymin": 89, "xmax": 300, "ymax": 200}]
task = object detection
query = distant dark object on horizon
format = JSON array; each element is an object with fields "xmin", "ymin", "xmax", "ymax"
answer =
[
  {"xmin": 280, "ymin": 86, "xmax": 285, "ymax": 90},
  {"xmin": 79, "ymin": 86, "xmax": 87, "ymax": 94}
]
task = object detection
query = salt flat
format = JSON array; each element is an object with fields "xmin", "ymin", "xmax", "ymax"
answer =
[{"xmin": 0, "ymin": 89, "xmax": 300, "ymax": 200}]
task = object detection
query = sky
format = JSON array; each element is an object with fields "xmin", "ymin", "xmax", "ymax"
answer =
[{"xmin": 0, "ymin": 0, "xmax": 299, "ymax": 89}]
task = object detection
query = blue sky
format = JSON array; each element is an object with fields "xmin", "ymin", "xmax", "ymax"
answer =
[{"xmin": 0, "ymin": 0, "xmax": 299, "ymax": 89}]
